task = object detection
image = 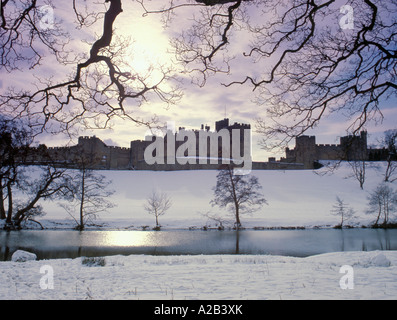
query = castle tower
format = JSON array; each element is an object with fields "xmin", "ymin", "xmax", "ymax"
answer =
[
  {"xmin": 215, "ymin": 118, "xmax": 229, "ymax": 132},
  {"xmin": 294, "ymin": 135, "xmax": 317, "ymax": 169},
  {"xmin": 340, "ymin": 131, "xmax": 368, "ymax": 160}
]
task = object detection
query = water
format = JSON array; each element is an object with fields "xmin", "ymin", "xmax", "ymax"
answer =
[{"xmin": 1, "ymin": 228, "xmax": 397, "ymax": 260}]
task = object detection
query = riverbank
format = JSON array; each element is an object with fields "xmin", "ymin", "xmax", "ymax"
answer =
[
  {"xmin": 1, "ymin": 217, "xmax": 335, "ymax": 231},
  {"xmin": 3, "ymin": 217, "xmax": 396, "ymax": 232},
  {"xmin": 1, "ymin": 250, "xmax": 396, "ymax": 300}
]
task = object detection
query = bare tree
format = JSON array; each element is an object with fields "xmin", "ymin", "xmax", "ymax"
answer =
[
  {"xmin": 1, "ymin": 0, "xmax": 182, "ymax": 137},
  {"xmin": 144, "ymin": 190, "xmax": 172, "ymax": 230},
  {"xmin": 237, "ymin": 1, "xmax": 395, "ymax": 149},
  {"xmin": 347, "ymin": 159, "xmax": 366, "ymax": 190},
  {"xmin": 60, "ymin": 151, "xmax": 115, "ymax": 230},
  {"xmin": 210, "ymin": 165, "xmax": 267, "ymax": 229},
  {"xmin": 330, "ymin": 196, "xmax": 356, "ymax": 228},
  {"xmin": 2, "ymin": 0, "xmax": 395, "ymax": 148},
  {"xmin": 139, "ymin": 0, "xmax": 396, "ymax": 149},
  {"xmin": 342, "ymin": 132, "xmax": 370, "ymax": 189},
  {"xmin": 201, "ymin": 211, "xmax": 228, "ymax": 230},
  {"xmin": 366, "ymin": 183, "xmax": 397, "ymax": 227},
  {"xmin": 10, "ymin": 166, "xmax": 73, "ymax": 229},
  {"xmin": 382, "ymin": 129, "xmax": 397, "ymax": 183},
  {"xmin": 1, "ymin": 118, "xmax": 29, "ymax": 221},
  {"xmin": 0, "ymin": 0, "xmax": 70, "ymax": 71},
  {"xmin": 0, "ymin": 118, "xmax": 73, "ymax": 229}
]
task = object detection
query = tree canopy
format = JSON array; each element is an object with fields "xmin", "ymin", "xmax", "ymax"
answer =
[{"xmin": 1, "ymin": 0, "xmax": 395, "ymax": 150}]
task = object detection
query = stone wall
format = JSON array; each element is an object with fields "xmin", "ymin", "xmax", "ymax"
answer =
[{"xmin": 284, "ymin": 131, "xmax": 370, "ymax": 169}]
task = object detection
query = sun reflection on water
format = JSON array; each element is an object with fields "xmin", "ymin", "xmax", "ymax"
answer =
[{"xmin": 103, "ymin": 231, "xmax": 151, "ymax": 247}]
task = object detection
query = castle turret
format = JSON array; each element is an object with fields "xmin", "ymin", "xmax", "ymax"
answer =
[
  {"xmin": 340, "ymin": 131, "xmax": 368, "ymax": 160},
  {"xmin": 294, "ymin": 135, "xmax": 317, "ymax": 169},
  {"xmin": 215, "ymin": 118, "xmax": 229, "ymax": 132},
  {"xmin": 285, "ymin": 130, "xmax": 370, "ymax": 168}
]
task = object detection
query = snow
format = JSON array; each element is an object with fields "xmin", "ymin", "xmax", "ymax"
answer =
[
  {"xmin": 2, "ymin": 162, "xmax": 397, "ymax": 300},
  {"xmin": 369, "ymin": 253, "xmax": 391, "ymax": 267},
  {"xmin": 11, "ymin": 250, "xmax": 37, "ymax": 262},
  {"xmin": 0, "ymin": 251, "xmax": 396, "ymax": 300},
  {"xmin": 34, "ymin": 162, "xmax": 394, "ymax": 230}
]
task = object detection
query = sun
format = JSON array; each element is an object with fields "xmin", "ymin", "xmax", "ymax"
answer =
[{"xmin": 116, "ymin": 6, "xmax": 174, "ymax": 81}]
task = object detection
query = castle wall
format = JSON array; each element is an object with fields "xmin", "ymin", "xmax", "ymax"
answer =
[
  {"xmin": 252, "ymin": 161, "xmax": 304, "ymax": 170},
  {"xmin": 108, "ymin": 146, "xmax": 130, "ymax": 169},
  {"xmin": 316, "ymin": 144, "xmax": 342, "ymax": 160},
  {"xmin": 27, "ymin": 118, "xmax": 376, "ymax": 171},
  {"xmin": 131, "ymin": 120, "xmax": 252, "ymax": 168},
  {"xmin": 130, "ymin": 140, "xmax": 151, "ymax": 168},
  {"xmin": 340, "ymin": 131, "xmax": 368, "ymax": 160},
  {"xmin": 21, "ymin": 121, "xmax": 393, "ymax": 172},
  {"xmin": 293, "ymin": 136, "xmax": 317, "ymax": 169},
  {"xmin": 284, "ymin": 131, "xmax": 370, "ymax": 168}
]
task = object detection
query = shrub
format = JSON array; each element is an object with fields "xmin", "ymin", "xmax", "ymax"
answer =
[{"xmin": 81, "ymin": 256, "xmax": 106, "ymax": 267}]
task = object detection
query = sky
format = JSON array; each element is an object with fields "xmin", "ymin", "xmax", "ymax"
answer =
[{"xmin": 1, "ymin": 0, "xmax": 396, "ymax": 161}]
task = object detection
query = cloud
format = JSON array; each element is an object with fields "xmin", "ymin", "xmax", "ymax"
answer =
[{"xmin": 103, "ymin": 138, "xmax": 119, "ymax": 147}]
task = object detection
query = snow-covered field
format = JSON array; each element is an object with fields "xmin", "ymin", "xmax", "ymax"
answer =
[
  {"xmin": 2, "ymin": 163, "xmax": 397, "ymax": 300},
  {"xmin": 1, "ymin": 251, "xmax": 396, "ymax": 300},
  {"xmin": 37, "ymin": 162, "xmax": 394, "ymax": 230}
]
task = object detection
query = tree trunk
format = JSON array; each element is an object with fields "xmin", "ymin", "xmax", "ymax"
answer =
[
  {"xmin": 373, "ymin": 199, "xmax": 382, "ymax": 226},
  {"xmin": 79, "ymin": 169, "xmax": 86, "ymax": 230},
  {"xmin": 341, "ymin": 211, "xmax": 344, "ymax": 227},
  {"xmin": 235, "ymin": 231, "xmax": 240, "ymax": 254},
  {"xmin": 89, "ymin": 0, "xmax": 123, "ymax": 59},
  {"xmin": 234, "ymin": 203, "xmax": 241, "ymax": 230},
  {"xmin": 154, "ymin": 207, "xmax": 160, "ymax": 228},
  {"xmin": 13, "ymin": 168, "xmax": 61, "ymax": 225},
  {"xmin": 27, "ymin": 219, "xmax": 44, "ymax": 230},
  {"xmin": 385, "ymin": 160, "xmax": 392, "ymax": 182},
  {"xmin": 0, "ymin": 182, "xmax": 6, "ymax": 220},
  {"xmin": 6, "ymin": 181, "xmax": 12, "ymax": 224},
  {"xmin": 227, "ymin": 167, "xmax": 241, "ymax": 229},
  {"xmin": 359, "ymin": 162, "xmax": 365, "ymax": 190},
  {"xmin": 383, "ymin": 197, "xmax": 389, "ymax": 225}
]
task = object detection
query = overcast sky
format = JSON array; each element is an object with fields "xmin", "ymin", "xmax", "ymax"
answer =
[{"xmin": 1, "ymin": 0, "xmax": 396, "ymax": 160}]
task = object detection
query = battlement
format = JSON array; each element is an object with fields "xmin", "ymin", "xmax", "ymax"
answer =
[
  {"xmin": 228, "ymin": 122, "xmax": 251, "ymax": 129},
  {"xmin": 23, "ymin": 117, "xmax": 255, "ymax": 171},
  {"xmin": 296, "ymin": 135, "xmax": 316, "ymax": 142},
  {"xmin": 215, "ymin": 118, "xmax": 251, "ymax": 132},
  {"xmin": 286, "ymin": 131, "xmax": 369, "ymax": 168},
  {"xmin": 317, "ymin": 144, "xmax": 339, "ymax": 148},
  {"xmin": 47, "ymin": 147, "xmax": 66, "ymax": 151},
  {"xmin": 108, "ymin": 146, "xmax": 129, "ymax": 151},
  {"xmin": 79, "ymin": 136, "xmax": 97, "ymax": 141}
]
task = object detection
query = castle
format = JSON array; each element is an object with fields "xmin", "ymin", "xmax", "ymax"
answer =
[
  {"xmin": 23, "ymin": 120, "xmax": 388, "ymax": 171},
  {"xmin": 28, "ymin": 119, "xmax": 255, "ymax": 171},
  {"xmin": 282, "ymin": 131, "xmax": 387, "ymax": 169}
]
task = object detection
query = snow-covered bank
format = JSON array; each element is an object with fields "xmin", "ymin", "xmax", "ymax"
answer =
[{"xmin": 1, "ymin": 251, "xmax": 396, "ymax": 300}]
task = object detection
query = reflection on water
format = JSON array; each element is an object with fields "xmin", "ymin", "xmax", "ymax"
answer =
[
  {"xmin": 102, "ymin": 231, "xmax": 152, "ymax": 247},
  {"xmin": 1, "ymin": 229, "xmax": 397, "ymax": 260}
]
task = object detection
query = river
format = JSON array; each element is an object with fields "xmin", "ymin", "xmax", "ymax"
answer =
[{"xmin": 1, "ymin": 228, "xmax": 397, "ymax": 260}]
